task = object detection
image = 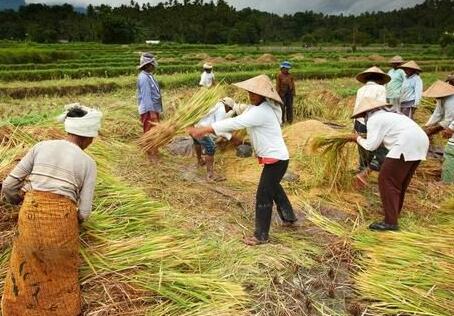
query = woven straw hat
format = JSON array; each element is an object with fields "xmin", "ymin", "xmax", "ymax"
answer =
[
  {"xmin": 423, "ymin": 80, "xmax": 454, "ymax": 98},
  {"xmin": 203, "ymin": 63, "xmax": 213, "ymax": 69},
  {"xmin": 233, "ymin": 74, "xmax": 283, "ymax": 104},
  {"xmin": 351, "ymin": 97, "xmax": 390, "ymax": 118},
  {"xmin": 355, "ymin": 66, "xmax": 391, "ymax": 85},
  {"xmin": 138, "ymin": 52, "xmax": 157, "ymax": 70},
  {"xmin": 389, "ymin": 55, "xmax": 404, "ymax": 64},
  {"xmin": 399, "ymin": 60, "xmax": 422, "ymax": 72}
]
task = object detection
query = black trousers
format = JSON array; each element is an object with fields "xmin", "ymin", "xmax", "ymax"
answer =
[
  {"xmin": 255, "ymin": 160, "xmax": 297, "ymax": 241},
  {"xmin": 281, "ymin": 91, "xmax": 294, "ymax": 124}
]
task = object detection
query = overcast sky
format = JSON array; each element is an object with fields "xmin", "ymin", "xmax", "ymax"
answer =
[{"xmin": 25, "ymin": 0, "xmax": 425, "ymax": 15}]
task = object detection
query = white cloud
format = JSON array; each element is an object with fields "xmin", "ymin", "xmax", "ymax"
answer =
[{"xmin": 25, "ymin": 0, "xmax": 425, "ymax": 15}]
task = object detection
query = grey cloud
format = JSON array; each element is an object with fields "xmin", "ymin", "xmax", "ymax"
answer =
[{"xmin": 26, "ymin": 0, "xmax": 425, "ymax": 15}]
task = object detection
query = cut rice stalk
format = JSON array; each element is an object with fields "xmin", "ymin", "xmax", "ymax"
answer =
[
  {"xmin": 138, "ymin": 85, "xmax": 224, "ymax": 152},
  {"xmin": 310, "ymin": 133, "xmax": 354, "ymax": 191}
]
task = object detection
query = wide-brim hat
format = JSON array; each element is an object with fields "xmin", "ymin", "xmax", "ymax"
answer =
[
  {"xmin": 423, "ymin": 80, "xmax": 454, "ymax": 98},
  {"xmin": 233, "ymin": 74, "xmax": 283, "ymax": 104},
  {"xmin": 280, "ymin": 61, "xmax": 292, "ymax": 69},
  {"xmin": 389, "ymin": 55, "xmax": 404, "ymax": 64},
  {"xmin": 351, "ymin": 97, "xmax": 390, "ymax": 119},
  {"xmin": 221, "ymin": 97, "xmax": 235, "ymax": 109},
  {"xmin": 355, "ymin": 66, "xmax": 391, "ymax": 85},
  {"xmin": 446, "ymin": 73, "xmax": 454, "ymax": 82},
  {"xmin": 137, "ymin": 52, "xmax": 157, "ymax": 69},
  {"xmin": 203, "ymin": 63, "xmax": 213, "ymax": 69},
  {"xmin": 399, "ymin": 60, "xmax": 422, "ymax": 72}
]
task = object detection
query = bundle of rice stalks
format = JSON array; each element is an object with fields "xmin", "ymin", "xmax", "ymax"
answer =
[
  {"xmin": 294, "ymin": 96, "xmax": 324, "ymax": 119},
  {"xmin": 310, "ymin": 133, "xmax": 355, "ymax": 191},
  {"xmin": 138, "ymin": 85, "xmax": 224, "ymax": 152}
]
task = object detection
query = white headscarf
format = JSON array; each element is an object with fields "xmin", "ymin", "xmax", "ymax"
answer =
[{"xmin": 57, "ymin": 103, "xmax": 103, "ymax": 137}]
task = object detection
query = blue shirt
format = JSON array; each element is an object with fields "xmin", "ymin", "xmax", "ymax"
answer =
[
  {"xmin": 386, "ymin": 68, "xmax": 406, "ymax": 99},
  {"xmin": 137, "ymin": 70, "xmax": 162, "ymax": 115},
  {"xmin": 400, "ymin": 74, "xmax": 423, "ymax": 106}
]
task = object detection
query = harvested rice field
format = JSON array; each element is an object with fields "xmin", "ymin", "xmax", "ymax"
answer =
[{"xmin": 0, "ymin": 43, "xmax": 453, "ymax": 315}]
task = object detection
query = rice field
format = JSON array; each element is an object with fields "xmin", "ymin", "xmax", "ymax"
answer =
[{"xmin": 0, "ymin": 42, "xmax": 453, "ymax": 315}]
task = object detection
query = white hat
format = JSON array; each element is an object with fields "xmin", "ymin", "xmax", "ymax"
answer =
[
  {"xmin": 233, "ymin": 74, "xmax": 283, "ymax": 104},
  {"xmin": 351, "ymin": 98, "xmax": 390, "ymax": 119},
  {"xmin": 220, "ymin": 97, "xmax": 235, "ymax": 109},
  {"xmin": 203, "ymin": 63, "xmax": 213, "ymax": 69},
  {"xmin": 423, "ymin": 80, "xmax": 454, "ymax": 98},
  {"xmin": 58, "ymin": 103, "xmax": 103, "ymax": 137},
  {"xmin": 138, "ymin": 52, "xmax": 158, "ymax": 69}
]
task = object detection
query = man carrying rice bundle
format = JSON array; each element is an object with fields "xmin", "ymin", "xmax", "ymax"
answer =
[
  {"xmin": 137, "ymin": 52, "xmax": 162, "ymax": 161},
  {"xmin": 192, "ymin": 96, "xmax": 234, "ymax": 181},
  {"xmin": 353, "ymin": 66, "xmax": 391, "ymax": 185},
  {"xmin": 348, "ymin": 98, "xmax": 429, "ymax": 231},
  {"xmin": 423, "ymin": 80, "xmax": 454, "ymax": 183},
  {"xmin": 188, "ymin": 74, "xmax": 298, "ymax": 245},
  {"xmin": 1, "ymin": 104, "xmax": 102, "ymax": 315},
  {"xmin": 399, "ymin": 60, "xmax": 423, "ymax": 119}
]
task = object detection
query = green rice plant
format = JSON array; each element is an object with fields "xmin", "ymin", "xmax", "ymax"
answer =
[{"xmin": 309, "ymin": 133, "xmax": 355, "ymax": 191}]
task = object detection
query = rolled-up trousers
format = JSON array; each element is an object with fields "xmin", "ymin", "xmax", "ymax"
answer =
[
  {"xmin": 378, "ymin": 156, "xmax": 420, "ymax": 225},
  {"xmin": 255, "ymin": 160, "xmax": 297, "ymax": 241}
]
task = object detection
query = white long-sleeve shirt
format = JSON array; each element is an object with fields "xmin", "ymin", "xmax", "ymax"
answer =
[
  {"xmin": 426, "ymin": 95, "xmax": 454, "ymax": 145},
  {"xmin": 354, "ymin": 81, "xmax": 387, "ymax": 125},
  {"xmin": 196, "ymin": 101, "xmax": 232, "ymax": 140},
  {"xmin": 1, "ymin": 140, "xmax": 97, "ymax": 220},
  {"xmin": 199, "ymin": 71, "xmax": 215, "ymax": 87},
  {"xmin": 357, "ymin": 110, "xmax": 429, "ymax": 161},
  {"xmin": 400, "ymin": 74, "xmax": 423, "ymax": 106},
  {"xmin": 212, "ymin": 101, "xmax": 289, "ymax": 160}
]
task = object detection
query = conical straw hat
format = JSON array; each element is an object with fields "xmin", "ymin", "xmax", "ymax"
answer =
[
  {"xmin": 423, "ymin": 80, "xmax": 454, "ymax": 98},
  {"xmin": 399, "ymin": 60, "xmax": 422, "ymax": 72},
  {"xmin": 351, "ymin": 97, "xmax": 390, "ymax": 119},
  {"xmin": 356, "ymin": 66, "xmax": 391, "ymax": 85},
  {"xmin": 389, "ymin": 55, "xmax": 404, "ymax": 64},
  {"xmin": 233, "ymin": 74, "xmax": 283, "ymax": 104}
]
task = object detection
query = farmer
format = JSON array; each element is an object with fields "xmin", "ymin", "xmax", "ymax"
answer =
[
  {"xmin": 446, "ymin": 73, "xmax": 454, "ymax": 86},
  {"xmin": 188, "ymin": 74, "xmax": 298, "ymax": 245},
  {"xmin": 193, "ymin": 97, "xmax": 234, "ymax": 181},
  {"xmin": 386, "ymin": 55, "xmax": 406, "ymax": 111},
  {"xmin": 1, "ymin": 104, "xmax": 102, "ymax": 315},
  {"xmin": 348, "ymin": 98, "xmax": 429, "ymax": 231},
  {"xmin": 399, "ymin": 60, "xmax": 423, "ymax": 119},
  {"xmin": 352, "ymin": 66, "xmax": 390, "ymax": 184},
  {"xmin": 199, "ymin": 63, "xmax": 216, "ymax": 88},
  {"xmin": 137, "ymin": 52, "xmax": 162, "ymax": 161},
  {"xmin": 423, "ymin": 80, "xmax": 454, "ymax": 183},
  {"xmin": 276, "ymin": 61, "xmax": 296, "ymax": 124}
]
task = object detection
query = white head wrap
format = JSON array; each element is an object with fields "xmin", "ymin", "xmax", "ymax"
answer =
[{"xmin": 57, "ymin": 103, "xmax": 103, "ymax": 137}]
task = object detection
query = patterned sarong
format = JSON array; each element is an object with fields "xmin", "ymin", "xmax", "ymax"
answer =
[{"xmin": 1, "ymin": 191, "xmax": 80, "ymax": 316}]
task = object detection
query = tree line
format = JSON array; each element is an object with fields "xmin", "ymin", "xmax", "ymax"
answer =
[{"xmin": 0, "ymin": 0, "xmax": 453, "ymax": 45}]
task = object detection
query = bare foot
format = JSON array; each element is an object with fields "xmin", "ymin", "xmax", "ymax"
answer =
[
  {"xmin": 206, "ymin": 174, "xmax": 226, "ymax": 182},
  {"xmin": 243, "ymin": 236, "xmax": 269, "ymax": 246}
]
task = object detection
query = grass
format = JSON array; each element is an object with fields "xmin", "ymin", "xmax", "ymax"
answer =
[{"xmin": 1, "ymin": 43, "xmax": 454, "ymax": 315}]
